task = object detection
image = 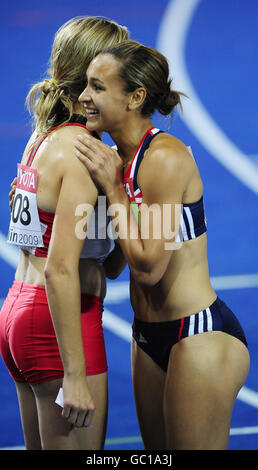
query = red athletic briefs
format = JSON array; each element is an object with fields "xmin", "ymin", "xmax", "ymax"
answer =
[{"xmin": 0, "ymin": 281, "xmax": 107, "ymax": 384}]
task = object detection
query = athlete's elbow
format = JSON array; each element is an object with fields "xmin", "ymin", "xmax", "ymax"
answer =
[
  {"xmin": 44, "ymin": 259, "xmax": 74, "ymax": 283},
  {"xmin": 103, "ymin": 257, "xmax": 127, "ymax": 280},
  {"xmin": 130, "ymin": 251, "xmax": 169, "ymax": 285},
  {"xmin": 131, "ymin": 265, "xmax": 161, "ymax": 286},
  {"xmin": 131, "ymin": 252, "xmax": 171, "ymax": 285}
]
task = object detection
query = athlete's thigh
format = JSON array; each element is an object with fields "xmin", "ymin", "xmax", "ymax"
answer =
[
  {"xmin": 164, "ymin": 331, "xmax": 250, "ymax": 450},
  {"xmin": 32, "ymin": 374, "xmax": 108, "ymax": 450},
  {"xmin": 32, "ymin": 378, "xmax": 69, "ymax": 450},
  {"xmin": 131, "ymin": 339, "xmax": 166, "ymax": 450},
  {"xmin": 15, "ymin": 381, "xmax": 42, "ymax": 450},
  {"xmin": 75, "ymin": 372, "xmax": 108, "ymax": 450}
]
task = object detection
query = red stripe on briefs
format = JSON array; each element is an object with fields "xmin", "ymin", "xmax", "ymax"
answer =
[{"xmin": 178, "ymin": 317, "xmax": 184, "ymax": 341}]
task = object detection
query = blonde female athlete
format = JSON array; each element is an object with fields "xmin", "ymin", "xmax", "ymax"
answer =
[
  {"xmin": 0, "ymin": 17, "xmax": 128, "ymax": 450},
  {"xmin": 74, "ymin": 40, "xmax": 250, "ymax": 450}
]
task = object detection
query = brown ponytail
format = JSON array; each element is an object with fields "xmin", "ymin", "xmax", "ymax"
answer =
[{"xmin": 157, "ymin": 80, "xmax": 183, "ymax": 116}]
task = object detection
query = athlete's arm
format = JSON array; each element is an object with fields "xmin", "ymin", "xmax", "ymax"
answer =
[
  {"xmin": 107, "ymin": 144, "xmax": 188, "ymax": 285},
  {"xmin": 44, "ymin": 128, "xmax": 98, "ymax": 427},
  {"xmin": 103, "ymin": 241, "xmax": 127, "ymax": 280},
  {"xmin": 74, "ymin": 133, "xmax": 189, "ymax": 286}
]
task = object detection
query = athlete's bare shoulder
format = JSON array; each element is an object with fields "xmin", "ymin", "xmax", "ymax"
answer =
[
  {"xmin": 46, "ymin": 122, "xmax": 91, "ymax": 149},
  {"xmin": 140, "ymin": 132, "xmax": 195, "ymax": 179},
  {"xmin": 38, "ymin": 123, "xmax": 92, "ymax": 171},
  {"xmin": 20, "ymin": 123, "xmax": 91, "ymax": 168},
  {"xmin": 148, "ymin": 132, "xmax": 193, "ymax": 163}
]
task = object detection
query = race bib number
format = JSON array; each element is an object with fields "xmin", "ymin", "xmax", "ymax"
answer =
[{"xmin": 7, "ymin": 164, "xmax": 44, "ymax": 248}]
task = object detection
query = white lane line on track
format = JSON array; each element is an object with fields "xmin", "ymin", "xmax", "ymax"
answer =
[
  {"xmin": 105, "ymin": 274, "xmax": 258, "ymax": 301},
  {"xmin": 230, "ymin": 426, "xmax": 258, "ymax": 436},
  {"xmin": 2, "ymin": 426, "xmax": 258, "ymax": 449},
  {"xmin": 211, "ymin": 273, "xmax": 258, "ymax": 290},
  {"xmin": 103, "ymin": 308, "xmax": 132, "ymax": 342},
  {"xmin": 237, "ymin": 387, "xmax": 258, "ymax": 410},
  {"xmin": 157, "ymin": 0, "xmax": 258, "ymax": 195}
]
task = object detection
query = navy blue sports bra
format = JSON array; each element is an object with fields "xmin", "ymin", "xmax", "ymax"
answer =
[{"xmin": 123, "ymin": 127, "xmax": 207, "ymax": 243}]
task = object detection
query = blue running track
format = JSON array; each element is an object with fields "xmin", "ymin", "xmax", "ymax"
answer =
[{"xmin": 0, "ymin": 0, "xmax": 257, "ymax": 450}]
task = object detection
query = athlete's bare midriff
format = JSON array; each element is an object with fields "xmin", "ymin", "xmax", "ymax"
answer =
[
  {"xmin": 15, "ymin": 251, "xmax": 106, "ymax": 299},
  {"xmin": 130, "ymin": 233, "xmax": 216, "ymax": 322}
]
